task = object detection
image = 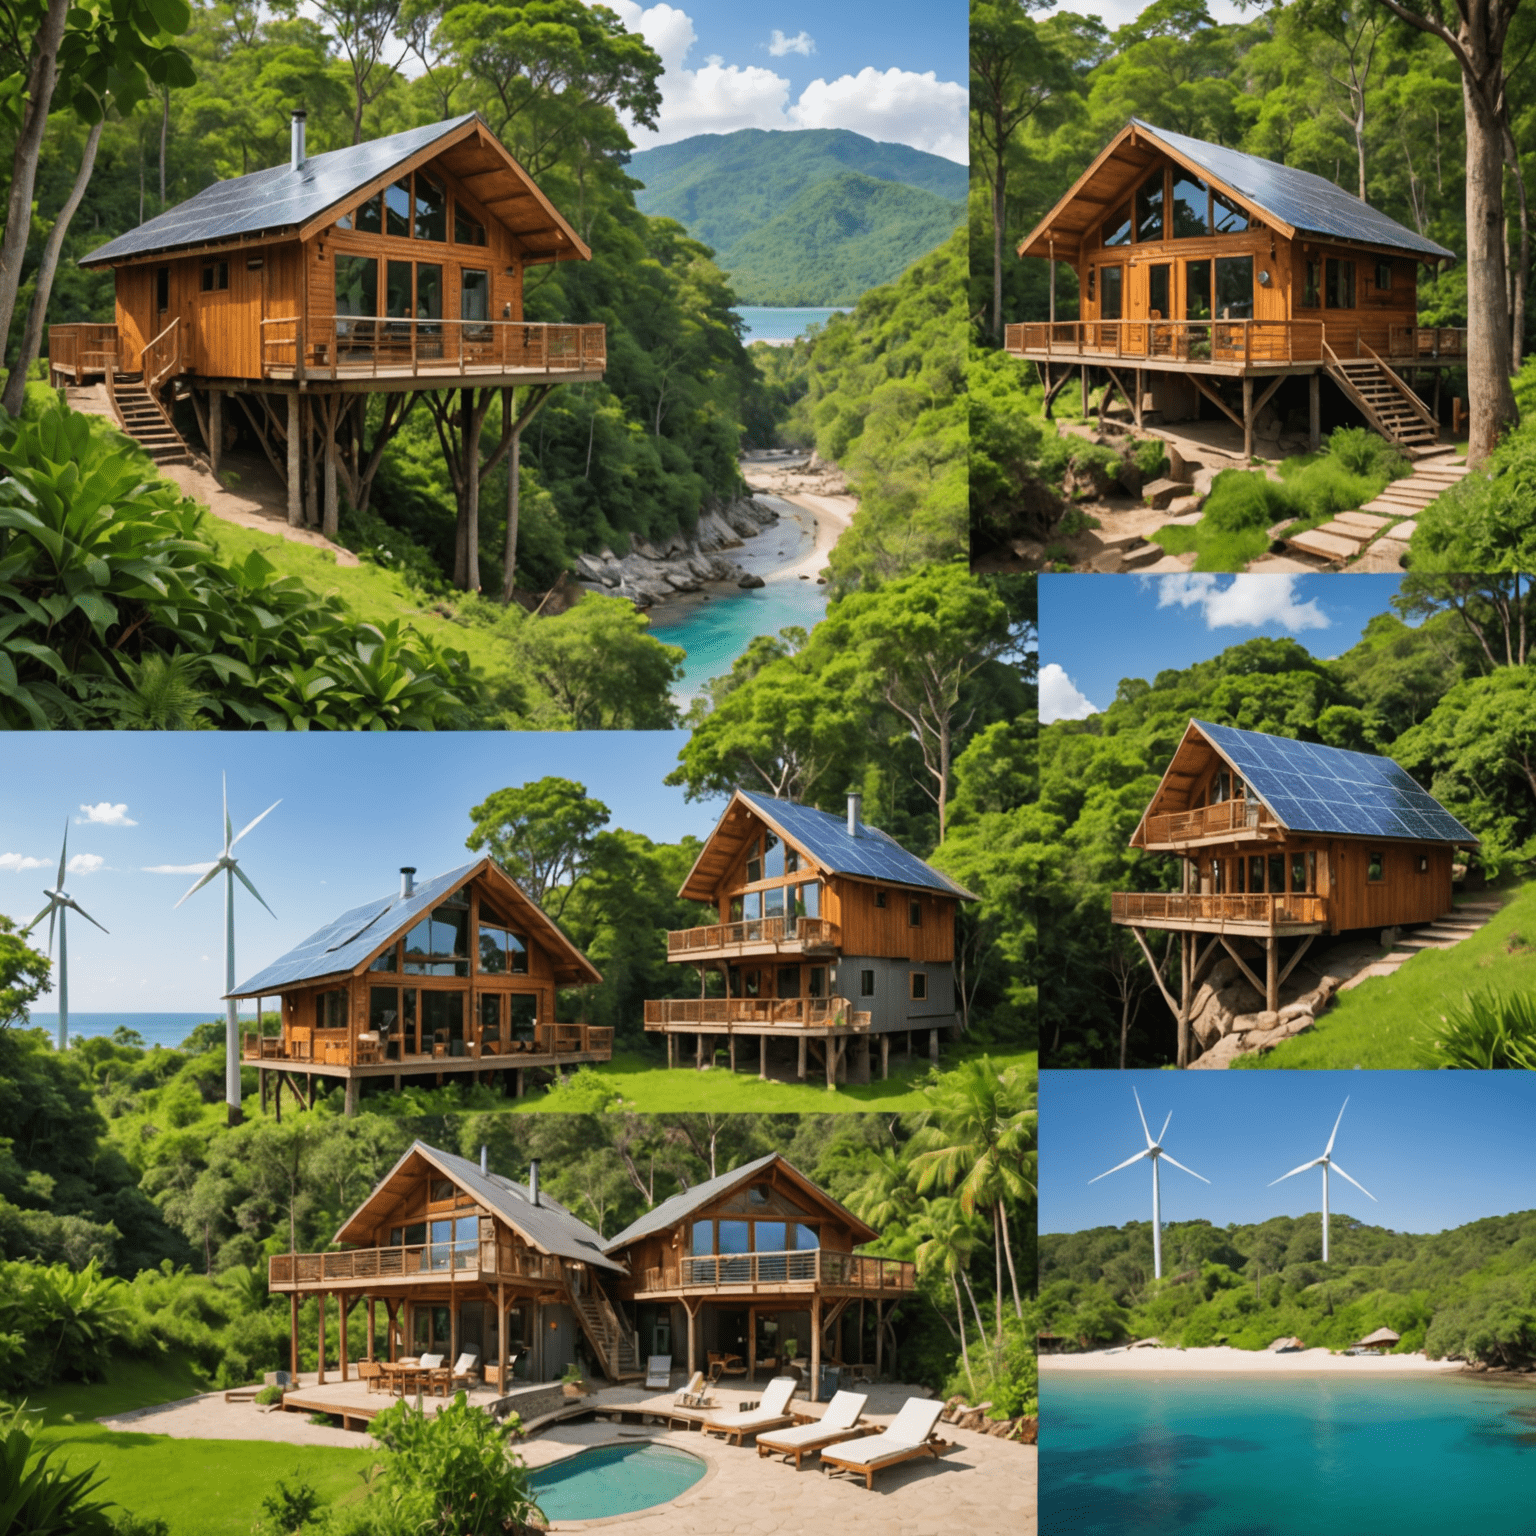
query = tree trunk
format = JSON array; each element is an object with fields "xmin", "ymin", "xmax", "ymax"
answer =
[
  {"xmin": 992, "ymin": 137, "xmax": 1007, "ymax": 340},
  {"xmin": 1466, "ymin": 76, "xmax": 1520, "ymax": 460},
  {"xmin": 0, "ymin": 0, "xmax": 71, "ymax": 362},
  {"xmin": 998, "ymin": 1200, "xmax": 1023, "ymax": 1319},
  {"xmin": 159, "ymin": 88, "xmax": 169, "ymax": 208},
  {"xmin": 952, "ymin": 1275, "xmax": 974, "ymax": 1393},
  {"xmin": 1506, "ymin": 137, "xmax": 1529, "ymax": 369},
  {"xmin": 2, "ymin": 118, "xmax": 103, "ymax": 415},
  {"xmin": 503, "ymin": 388, "xmax": 521, "ymax": 602},
  {"xmin": 993, "ymin": 1205, "xmax": 1004, "ymax": 1345}
]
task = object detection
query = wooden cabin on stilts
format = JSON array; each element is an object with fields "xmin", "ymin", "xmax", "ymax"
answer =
[{"xmin": 52, "ymin": 111, "xmax": 603, "ymax": 595}]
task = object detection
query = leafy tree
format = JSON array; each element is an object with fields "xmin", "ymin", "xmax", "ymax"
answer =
[
  {"xmin": 464, "ymin": 777, "xmax": 610, "ymax": 913},
  {"xmin": 0, "ymin": 915, "xmax": 50, "ymax": 1027}
]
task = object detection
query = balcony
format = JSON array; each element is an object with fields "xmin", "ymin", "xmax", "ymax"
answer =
[
  {"xmin": 666, "ymin": 915, "xmax": 840, "ymax": 960},
  {"xmin": 46, "ymin": 324, "xmax": 121, "ymax": 384},
  {"xmin": 636, "ymin": 1249, "xmax": 916, "ymax": 1296},
  {"xmin": 267, "ymin": 1239, "xmax": 565, "ymax": 1292},
  {"xmin": 1003, "ymin": 320, "xmax": 1467, "ymax": 374},
  {"xmin": 1111, "ymin": 891, "xmax": 1328, "ymax": 934},
  {"xmin": 242, "ymin": 1023, "xmax": 613, "ymax": 1070},
  {"xmin": 643, "ymin": 997, "xmax": 866, "ymax": 1031},
  {"xmin": 1142, "ymin": 799, "xmax": 1279, "ymax": 848}
]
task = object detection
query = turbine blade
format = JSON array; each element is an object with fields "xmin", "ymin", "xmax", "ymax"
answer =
[
  {"xmin": 174, "ymin": 863, "xmax": 223, "ymax": 908},
  {"xmin": 223, "ymin": 772, "xmax": 231, "ymax": 854},
  {"xmin": 65, "ymin": 898, "xmax": 109, "ymax": 936},
  {"xmin": 22, "ymin": 900, "xmax": 53, "ymax": 936},
  {"xmin": 1158, "ymin": 1112, "xmax": 1172, "ymax": 1145},
  {"xmin": 232, "ymin": 861, "xmax": 277, "ymax": 919},
  {"xmin": 1330, "ymin": 1162, "xmax": 1377, "ymax": 1202},
  {"xmin": 56, "ymin": 821, "xmax": 68, "ymax": 890},
  {"xmin": 1133, "ymin": 1088, "xmax": 1154, "ymax": 1149},
  {"xmin": 230, "ymin": 798, "xmax": 280, "ymax": 850},
  {"xmin": 1160, "ymin": 1153, "xmax": 1211, "ymax": 1185},
  {"xmin": 48, "ymin": 902, "xmax": 57, "ymax": 954},
  {"xmin": 1268, "ymin": 1158, "xmax": 1324, "ymax": 1186},
  {"xmin": 1089, "ymin": 1149, "xmax": 1151, "ymax": 1183},
  {"xmin": 1325, "ymin": 1098, "xmax": 1349, "ymax": 1157}
]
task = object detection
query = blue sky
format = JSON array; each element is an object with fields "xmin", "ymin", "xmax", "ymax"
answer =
[
  {"xmin": 611, "ymin": 0, "xmax": 967, "ymax": 161},
  {"xmin": 1040, "ymin": 1071, "xmax": 1536, "ymax": 1237},
  {"xmin": 1039, "ymin": 573, "xmax": 1406, "ymax": 723},
  {"xmin": 0, "ymin": 732, "xmax": 713, "ymax": 1014}
]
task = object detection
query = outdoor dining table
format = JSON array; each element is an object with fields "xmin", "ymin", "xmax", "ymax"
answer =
[{"xmin": 379, "ymin": 1360, "xmax": 449, "ymax": 1397}]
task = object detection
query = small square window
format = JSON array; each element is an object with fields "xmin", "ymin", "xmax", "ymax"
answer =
[
  {"xmin": 859, "ymin": 969, "xmax": 875, "ymax": 998},
  {"xmin": 1375, "ymin": 261, "xmax": 1392, "ymax": 291},
  {"xmin": 874, "ymin": 891, "xmax": 887, "ymax": 909},
  {"xmin": 910, "ymin": 971, "xmax": 928, "ymax": 1001},
  {"xmin": 1417, "ymin": 855, "xmax": 1429, "ymax": 874},
  {"xmin": 430, "ymin": 1179, "xmax": 454, "ymax": 1203},
  {"xmin": 1367, "ymin": 850, "xmax": 1384, "ymax": 882},
  {"xmin": 909, "ymin": 899, "xmax": 923, "ymax": 927}
]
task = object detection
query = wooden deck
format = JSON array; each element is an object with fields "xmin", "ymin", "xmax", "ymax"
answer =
[
  {"xmin": 644, "ymin": 998, "xmax": 865, "ymax": 1032},
  {"xmin": 634, "ymin": 1250, "xmax": 915, "ymax": 1299},
  {"xmin": 666, "ymin": 916, "xmax": 841, "ymax": 961},
  {"xmin": 276, "ymin": 1372, "xmax": 562, "ymax": 1431},
  {"xmin": 1111, "ymin": 890, "xmax": 1328, "ymax": 937},
  {"xmin": 243, "ymin": 1046, "xmax": 611, "ymax": 1081},
  {"xmin": 1142, "ymin": 800, "xmax": 1281, "ymax": 848}
]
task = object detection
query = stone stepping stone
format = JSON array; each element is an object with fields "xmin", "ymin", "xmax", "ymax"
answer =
[
  {"xmin": 1162, "ymin": 510, "xmax": 1204, "ymax": 527},
  {"xmin": 1142, "ymin": 477, "xmax": 1196, "ymax": 509},
  {"xmin": 1313, "ymin": 520, "xmax": 1373, "ymax": 548},
  {"xmin": 1361, "ymin": 498, "xmax": 1421, "ymax": 515},
  {"xmin": 1388, "ymin": 519, "xmax": 1418, "ymax": 540},
  {"xmin": 1246, "ymin": 555, "xmax": 1322, "ymax": 573},
  {"xmin": 1120, "ymin": 542, "xmax": 1166, "ymax": 570},
  {"xmin": 1288, "ymin": 527, "xmax": 1361, "ymax": 561},
  {"xmin": 1141, "ymin": 552, "xmax": 1198, "ymax": 572},
  {"xmin": 1335, "ymin": 511, "xmax": 1393, "ymax": 531}
]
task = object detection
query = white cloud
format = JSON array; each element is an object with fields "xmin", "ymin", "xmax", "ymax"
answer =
[
  {"xmin": 144, "ymin": 861, "xmax": 217, "ymax": 875},
  {"xmin": 788, "ymin": 68, "xmax": 968, "ymax": 162},
  {"xmin": 67, "ymin": 854, "xmax": 105, "ymax": 875},
  {"xmin": 1151, "ymin": 574, "xmax": 1331, "ymax": 633},
  {"xmin": 1039, "ymin": 662, "xmax": 1101, "ymax": 724},
  {"xmin": 0, "ymin": 853, "xmax": 47, "ymax": 873},
  {"xmin": 77, "ymin": 802, "xmax": 137, "ymax": 827},
  {"xmin": 609, "ymin": 2, "xmax": 966, "ymax": 162},
  {"xmin": 768, "ymin": 29, "xmax": 815, "ymax": 56}
]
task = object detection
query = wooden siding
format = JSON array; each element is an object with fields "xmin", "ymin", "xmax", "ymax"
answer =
[{"xmin": 1326, "ymin": 840, "xmax": 1454, "ymax": 931}]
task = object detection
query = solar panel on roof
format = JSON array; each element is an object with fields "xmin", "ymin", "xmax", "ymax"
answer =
[
  {"xmin": 1194, "ymin": 720, "xmax": 1475, "ymax": 844},
  {"xmin": 1133, "ymin": 121, "xmax": 1456, "ymax": 261}
]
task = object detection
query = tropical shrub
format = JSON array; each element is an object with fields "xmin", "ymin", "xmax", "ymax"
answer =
[
  {"xmin": 0, "ymin": 1261, "xmax": 130, "ymax": 1392},
  {"xmin": 0, "ymin": 403, "xmax": 488, "ymax": 729},
  {"xmin": 0, "ymin": 1403, "xmax": 117, "ymax": 1535},
  {"xmin": 1416, "ymin": 990, "xmax": 1536, "ymax": 1069}
]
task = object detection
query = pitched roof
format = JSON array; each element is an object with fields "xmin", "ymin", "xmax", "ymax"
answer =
[
  {"xmin": 228, "ymin": 857, "xmax": 601, "ymax": 995},
  {"xmin": 603, "ymin": 1151, "xmax": 878, "ymax": 1252},
  {"xmin": 334, "ymin": 1141, "xmax": 625, "ymax": 1273},
  {"xmin": 81, "ymin": 113, "xmax": 587, "ymax": 268},
  {"xmin": 1019, "ymin": 119, "xmax": 1455, "ymax": 262},
  {"xmin": 677, "ymin": 790, "xmax": 976, "ymax": 902},
  {"xmin": 1183, "ymin": 720, "xmax": 1476, "ymax": 845}
]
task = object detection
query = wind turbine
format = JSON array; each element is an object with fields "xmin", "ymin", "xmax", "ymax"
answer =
[
  {"xmin": 1268, "ymin": 1097, "xmax": 1376, "ymax": 1262},
  {"xmin": 23, "ymin": 822, "xmax": 108, "ymax": 1051},
  {"xmin": 1090, "ymin": 1088, "xmax": 1210, "ymax": 1280},
  {"xmin": 175, "ymin": 775, "xmax": 279, "ymax": 1125}
]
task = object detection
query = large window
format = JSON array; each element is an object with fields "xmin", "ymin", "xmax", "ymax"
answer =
[
  {"xmin": 422, "ymin": 989, "xmax": 465, "ymax": 1051},
  {"xmin": 385, "ymin": 178, "xmax": 411, "ymax": 238},
  {"xmin": 792, "ymin": 881, "xmax": 820, "ymax": 918},
  {"xmin": 764, "ymin": 886, "xmax": 785, "ymax": 919},
  {"xmin": 369, "ymin": 987, "xmax": 399, "ymax": 1040},
  {"xmin": 1326, "ymin": 258, "xmax": 1356, "ymax": 309},
  {"xmin": 386, "ymin": 259, "xmax": 413, "ymax": 320},
  {"xmin": 1215, "ymin": 255, "xmax": 1253, "ymax": 319},
  {"xmin": 454, "ymin": 204, "xmax": 487, "ymax": 245},
  {"xmin": 508, "ymin": 995, "xmax": 537, "ymax": 1039},
  {"xmin": 1135, "ymin": 173, "xmax": 1164, "ymax": 243},
  {"xmin": 1185, "ymin": 259, "xmax": 1212, "ymax": 321},
  {"xmin": 336, "ymin": 255, "xmax": 378, "ymax": 327},
  {"xmin": 355, "ymin": 194, "xmax": 383, "ymax": 235},
  {"xmin": 718, "ymin": 1220, "xmax": 749, "ymax": 1254},
  {"xmin": 777, "ymin": 965, "xmax": 800, "ymax": 998},
  {"xmin": 315, "ymin": 989, "xmax": 346, "ymax": 1029},
  {"xmin": 369, "ymin": 942, "xmax": 397, "ymax": 973},
  {"xmin": 692, "ymin": 1222, "xmax": 712, "ymax": 1256},
  {"xmin": 414, "ymin": 171, "xmax": 447, "ymax": 241},
  {"xmin": 415, "ymin": 263, "xmax": 443, "ymax": 323},
  {"xmin": 461, "ymin": 268, "xmax": 489, "ymax": 323},
  {"xmin": 1171, "ymin": 174, "xmax": 1209, "ymax": 237},
  {"xmin": 1211, "ymin": 188, "xmax": 1250, "ymax": 234},
  {"xmin": 741, "ymin": 890, "xmax": 761, "ymax": 921},
  {"xmin": 479, "ymin": 993, "xmax": 501, "ymax": 1042},
  {"xmin": 746, "ymin": 841, "xmax": 762, "ymax": 884},
  {"xmin": 1100, "ymin": 265, "xmax": 1123, "ymax": 320},
  {"xmin": 764, "ymin": 832, "xmax": 784, "ymax": 879},
  {"xmin": 1101, "ymin": 201, "xmax": 1132, "ymax": 247},
  {"xmin": 405, "ymin": 901, "xmax": 469, "ymax": 975},
  {"xmin": 1301, "ymin": 259, "xmax": 1321, "ymax": 310},
  {"xmin": 478, "ymin": 907, "xmax": 529, "ymax": 974},
  {"xmin": 1148, "ymin": 263, "xmax": 1170, "ymax": 320}
]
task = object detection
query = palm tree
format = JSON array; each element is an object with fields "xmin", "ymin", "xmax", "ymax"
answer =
[
  {"xmin": 909, "ymin": 1056, "xmax": 1035, "ymax": 1332},
  {"xmin": 914, "ymin": 1197, "xmax": 988, "ymax": 1395},
  {"xmin": 846, "ymin": 1146, "xmax": 917, "ymax": 1231}
]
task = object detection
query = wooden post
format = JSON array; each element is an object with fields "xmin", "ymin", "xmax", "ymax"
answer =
[
  {"xmin": 387, "ymin": 1299, "xmax": 398, "ymax": 1362},
  {"xmin": 825, "ymin": 1039, "xmax": 835, "ymax": 1089},
  {"xmin": 747, "ymin": 1305, "xmax": 756, "ymax": 1384},
  {"xmin": 796, "ymin": 1036, "xmax": 806, "ymax": 1080},
  {"xmin": 759, "ymin": 1034, "xmax": 768, "ymax": 1080},
  {"xmin": 515, "ymin": 1067, "xmax": 524, "ymax": 1098},
  {"xmin": 1133, "ymin": 367, "xmax": 1143, "ymax": 428},
  {"xmin": 322, "ymin": 397, "xmax": 339, "ymax": 538},
  {"xmin": 728, "ymin": 1034, "xmax": 736, "ymax": 1073},
  {"xmin": 1080, "ymin": 364, "xmax": 1089, "ymax": 416},
  {"xmin": 462, "ymin": 386, "xmax": 481, "ymax": 592},
  {"xmin": 696, "ymin": 1033, "xmax": 703, "ymax": 1069},
  {"xmin": 686, "ymin": 1301, "xmax": 698, "ymax": 1380},
  {"xmin": 450, "ymin": 1277, "xmax": 458, "ymax": 1368},
  {"xmin": 260, "ymin": 1068, "xmax": 267, "ymax": 1116},
  {"xmin": 498, "ymin": 1282, "xmax": 508, "ymax": 1390},
  {"xmin": 209, "ymin": 388, "xmax": 222, "ymax": 477},
  {"xmin": 340, "ymin": 1295, "xmax": 350, "ymax": 1382},
  {"xmin": 304, "ymin": 397, "xmax": 320, "ymax": 528},
  {"xmin": 344, "ymin": 1077, "xmax": 358, "ymax": 1118},
  {"xmin": 1267, "ymin": 933, "xmax": 1279, "ymax": 1013},
  {"xmin": 929, "ymin": 1028, "xmax": 939, "ymax": 1063},
  {"xmin": 1048, "ymin": 252, "xmax": 1056, "ymax": 324},
  {"xmin": 290, "ymin": 1292, "xmax": 299, "ymax": 1380},
  {"xmin": 503, "ymin": 387, "xmax": 520, "ymax": 603},
  {"xmin": 1242, "ymin": 376, "xmax": 1255, "ymax": 459},
  {"xmin": 317, "ymin": 1291, "xmax": 327, "ymax": 1385},
  {"xmin": 880, "ymin": 1036, "xmax": 889, "ymax": 1080},
  {"xmin": 810, "ymin": 1294, "xmax": 822, "ymax": 1404},
  {"xmin": 286, "ymin": 392, "xmax": 302, "ymax": 526},
  {"xmin": 1309, "ymin": 371, "xmax": 1321, "ymax": 452},
  {"xmin": 366, "ymin": 1297, "xmax": 375, "ymax": 1362},
  {"xmin": 873, "ymin": 1301, "xmax": 882, "ymax": 1380}
]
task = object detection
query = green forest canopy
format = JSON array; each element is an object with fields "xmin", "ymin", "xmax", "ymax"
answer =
[{"xmin": 1037, "ymin": 577, "xmax": 1536, "ymax": 1067}]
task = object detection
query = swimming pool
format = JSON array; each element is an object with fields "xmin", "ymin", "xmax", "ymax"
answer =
[{"xmin": 528, "ymin": 1440, "xmax": 707, "ymax": 1522}]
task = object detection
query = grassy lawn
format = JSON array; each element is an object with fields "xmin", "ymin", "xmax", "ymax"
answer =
[
  {"xmin": 1234, "ymin": 885, "xmax": 1535, "ymax": 1069},
  {"xmin": 24, "ymin": 1358, "xmax": 375, "ymax": 1536}
]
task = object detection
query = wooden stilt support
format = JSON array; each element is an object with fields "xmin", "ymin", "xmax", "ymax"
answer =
[
  {"xmin": 289, "ymin": 1292, "xmax": 299, "ymax": 1380},
  {"xmin": 340, "ymin": 1294, "xmax": 350, "ymax": 1382},
  {"xmin": 366, "ymin": 1296, "xmax": 375, "ymax": 1362},
  {"xmin": 1266, "ymin": 934, "xmax": 1279, "ymax": 1013},
  {"xmin": 797, "ymin": 1036, "xmax": 806, "ymax": 1079},
  {"xmin": 810, "ymin": 1293, "xmax": 822, "ymax": 1404},
  {"xmin": 317, "ymin": 1291, "xmax": 327, "ymax": 1385},
  {"xmin": 695, "ymin": 1033, "xmax": 703, "ymax": 1069},
  {"xmin": 1277, "ymin": 934, "xmax": 1316, "ymax": 990},
  {"xmin": 321, "ymin": 395, "xmax": 339, "ymax": 538},
  {"xmin": 1080, "ymin": 364, "xmax": 1090, "ymax": 416},
  {"xmin": 929, "ymin": 1028, "xmax": 939, "ymax": 1063},
  {"xmin": 344, "ymin": 1077, "xmax": 358, "ymax": 1118},
  {"xmin": 209, "ymin": 388, "xmax": 222, "ymax": 477},
  {"xmin": 1309, "ymin": 371, "xmax": 1322, "ymax": 452},
  {"xmin": 273, "ymin": 1070, "xmax": 281, "ymax": 1123},
  {"xmin": 881, "ymin": 1035, "xmax": 889, "ymax": 1080},
  {"xmin": 1242, "ymin": 375, "xmax": 1255, "ymax": 459},
  {"xmin": 498, "ymin": 1282, "xmax": 508, "ymax": 1391},
  {"xmin": 759, "ymin": 1034, "xmax": 768, "ymax": 1080},
  {"xmin": 286, "ymin": 392, "xmax": 302, "ymax": 526},
  {"xmin": 728, "ymin": 1034, "xmax": 736, "ymax": 1073}
]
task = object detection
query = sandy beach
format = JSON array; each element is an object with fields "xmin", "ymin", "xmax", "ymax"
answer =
[
  {"xmin": 1041, "ymin": 1345, "xmax": 1466, "ymax": 1375},
  {"xmin": 740, "ymin": 452, "xmax": 856, "ymax": 584}
]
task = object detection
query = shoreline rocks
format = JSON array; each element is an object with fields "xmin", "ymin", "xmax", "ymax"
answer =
[{"xmin": 572, "ymin": 495, "xmax": 779, "ymax": 608}]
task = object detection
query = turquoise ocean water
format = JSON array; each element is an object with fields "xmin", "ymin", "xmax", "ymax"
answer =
[
  {"xmin": 735, "ymin": 305, "xmax": 850, "ymax": 345},
  {"xmin": 1043, "ymin": 1372, "xmax": 1536, "ymax": 1536},
  {"xmin": 30, "ymin": 1012, "xmax": 246, "ymax": 1048}
]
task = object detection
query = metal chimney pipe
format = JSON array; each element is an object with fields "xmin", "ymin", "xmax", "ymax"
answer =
[
  {"xmin": 400, "ymin": 866, "xmax": 416, "ymax": 899},
  {"xmin": 529, "ymin": 1159, "xmax": 541, "ymax": 1207},
  {"xmin": 480, "ymin": 1144, "xmax": 488, "ymax": 1174},
  {"xmin": 290, "ymin": 110, "xmax": 307, "ymax": 171},
  {"xmin": 847, "ymin": 793, "xmax": 862, "ymax": 837}
]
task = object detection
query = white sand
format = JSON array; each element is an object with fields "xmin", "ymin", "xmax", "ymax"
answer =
[{"xmin": 1041, "ymin": 1346, "xmax": 1465, "ymax": 1375}]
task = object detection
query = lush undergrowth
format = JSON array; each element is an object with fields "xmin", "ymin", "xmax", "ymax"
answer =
[
  {"xmin": 1153, "ymin": 428, "xmax": 1411, "ymax": 570},
  {"xmin": 1233, "ymin": 885, "xmax": 1534, "ymax": 1069}
]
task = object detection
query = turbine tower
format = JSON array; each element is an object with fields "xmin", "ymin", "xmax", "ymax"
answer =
[
  {"xmin": 23, "ymin": 822, "xmax": 108, "ymax": 1051},
  {"xmin": 1089, "ymin": 1088, "xmax": 1210, "ymax": 1280},
  {"xmin": 175, "ymin": 775, "xmax": 279, "ymax": 1126},
  {"xmin": 1268, "ymin": 1097, "xmax": 1376, "ymax": 1262}
]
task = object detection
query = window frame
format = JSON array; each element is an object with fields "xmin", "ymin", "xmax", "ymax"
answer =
[{"xmin": 910, "ymin": 971, "xmax": 928, "ymax": 1001}]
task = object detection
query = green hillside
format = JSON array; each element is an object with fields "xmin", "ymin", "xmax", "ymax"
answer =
[
  {"xmin": 628, "ymin": 128, "xmax": 966, "ymax": 303},
  {"xmin": 720, "ymin": 171, "xmax": 965, "ymax": 305}
]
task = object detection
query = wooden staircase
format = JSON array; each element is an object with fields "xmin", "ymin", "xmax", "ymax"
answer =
[
  {"xmin": 107, "ymin": 371, "xmax": 194, "ymax": 465},
  {"xmin": 1325, "ymin": 352, "xmax": 1440, "ymax": 451},
  {"xmin": 572, "ymin": 1283, "xmax": 642, "ymax": 1381}
]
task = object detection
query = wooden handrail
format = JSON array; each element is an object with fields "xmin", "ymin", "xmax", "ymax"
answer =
[
  {"xmin": 662, "ymin": 1249, "xmax": 916, "ymax": 1293},
  {"xmin": 667, "ymin": 916, "xmax": 840, "ymax": 953},
  {"xmin": 140, "ymin": 316, "xmax": 180, "ymax": 389},
  {"xmin": 643, "ymin": 996, "xmax": 860, "ymax": 1028},
  {"xmin": 1111, "ymin": 891, "xmax": 1328, "ymax": 927}
]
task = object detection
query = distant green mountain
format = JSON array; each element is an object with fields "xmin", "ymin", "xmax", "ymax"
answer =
[{"xmin": 628, "ymin": 128, "xmax": 967, "ymax": 306}]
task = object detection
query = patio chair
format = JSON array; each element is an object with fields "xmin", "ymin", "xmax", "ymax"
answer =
[
  {"xmin": 700, "ymin": 1375, "xmax": 799, "ymax": 1446},
  {"xmin": 645, "ymin": 1355, "xmax": 673, "ymax": 1390},
  {"xmin": 449, "ymin": 1350, "xmax": 481, "ymax": 1388},
  {"xmin": 819, "ymin": 1397, "xmax": 949, "ymax": 1490},
  {"xmin": 673, "ymin": 1371, "xmax": 709, "ymax": 1407},
  {"xmin": 417, "ymin": 1352, "xmax": 450, "ymax": 1395},
  {"xmin": 707, "ymin": 1352, "xmax": 747, "ymax": 1383},
  {"xmin": 358, "ymin": 1361, "xmax": 385, "ymax": 1394},
  {"xmin": 755, "ymin": 1391, "xmax": 870, "ymax": 1471}
]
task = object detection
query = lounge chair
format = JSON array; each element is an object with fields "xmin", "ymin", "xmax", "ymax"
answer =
[
  {"xmin": 674, "ymin": 1371, "xmax": 710, "ymax": 1408},
  {"xmin": 819, "ymin": 1397, "xmax": 949, "ymax": 1489},
  {"xmin": 449, "ymin": 1351, "xmax": 480, "ymax": 1388},
  {"xmin": 646, "ymin": 1354, "xmax": 673, "ymax": 1390},
  {"xmin": 699, "ymin": 1375, "xmax": 799, "ymax": 1446},
  {"xmin": 755, "ymin": 1390, "xmax": 870, "ymax": 1470},
  {"xmin": 707, "ymin": 1352, "xmax": 746, "ymax": 1383}
]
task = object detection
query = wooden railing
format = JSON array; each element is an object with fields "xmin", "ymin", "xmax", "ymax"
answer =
[
  {"xmin": 651, "ymin": 1249, "xmax": 916, "ymax": 1293},
  {"xmin": 268, "ymin": 1239, "xmax": 565, "ymax": 1289},
  {"xmin": 1111, "ymin": 892, "xmax": 1329, "ymax": 927},
  {"xmin": 242, "ymin": 1022, "xmax": 612, "ymax": 1065},
  {"xmin": 1143, "ymin": 800, "xmax": 1276, "ymax": 845},
  {"xmin": 140, "ymin": 316, "xmax": 180, "ymax": 389},
  {"xmin": 643, "ymin": 996, "xmax": 861, "ymax": 1028},
  {"xmin": 259, "ymin": 317, "xmax": 607, "ymax": 380},
  {"xmin": 1004, "ymin": 320, "xmax": 1467, "ymax": 366},
  {"xmin": 667, "ymin": 916, "xmax": 840, "ymax": 954},
  {"xmin": 46, "ymin": 323, "xmax": 119, "ymax": 382}
]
